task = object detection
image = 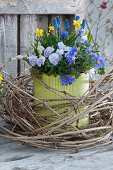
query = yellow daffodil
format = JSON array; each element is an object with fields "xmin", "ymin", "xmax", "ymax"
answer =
[
  {"xmin": 0, "ymin": 75, "xmax": 3, "ymax": 83},
  {"xmin": 73, "ymin": 20, "xmax": 81, "ymax": 29},
  {"xmin": 35, "ymin": 28, "xmax": 43, "ymax": 37},
  {"xmin": 48, "ymin": 26, "xmax": 54, "ymax": 32}
]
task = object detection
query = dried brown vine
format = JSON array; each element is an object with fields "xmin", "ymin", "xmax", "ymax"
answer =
[{"xmin": 0, "ymin": 59, "xmax": 113, "ymax": 152}]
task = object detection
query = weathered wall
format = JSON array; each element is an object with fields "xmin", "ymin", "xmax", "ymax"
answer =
[
  {"xmin": 85, "ymin": 0, "xmax": 113, "ymax": 79},
  {"xmin": 0, "ymin": 0, "xmax": 84, "ymax": 14}
]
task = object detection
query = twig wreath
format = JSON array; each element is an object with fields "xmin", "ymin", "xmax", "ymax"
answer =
[{"xmin": 0, "ymin": 58, "xmax": 113, "ymax": 152}]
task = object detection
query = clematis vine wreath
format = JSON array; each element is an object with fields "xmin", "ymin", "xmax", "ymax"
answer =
[{"xmin": 17, "ymin": 16, "xmax": 105, "ymax": 86}]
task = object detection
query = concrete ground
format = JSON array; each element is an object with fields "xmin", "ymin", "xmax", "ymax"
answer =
[{"xmin": 0, "ymin": 137, "xmax": 113, "ymax": 170}]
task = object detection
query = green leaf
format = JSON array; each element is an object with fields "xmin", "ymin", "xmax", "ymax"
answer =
[
  {"xmin": 0, "ymin": 92, "xmax": 6, "ymax": 98},
  {"xmin": 0, "ymin": 85, "xmax": 4, "ymax": 90},
  {"xmin": 97, "ymin": 67, "xmax": 105, "ymax": 75}
]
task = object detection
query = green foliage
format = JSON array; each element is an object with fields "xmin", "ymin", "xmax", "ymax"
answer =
[
  {"xmin": 87, "ymin": 30, "xmax": 93, "ymax": 44},
  {"xmin": 97, "ymin": 67, "xmax": 105, "ymax": 75},
  {"xmin": 0, "ymin": 84, "xmax": 6, "ymax": 98}
]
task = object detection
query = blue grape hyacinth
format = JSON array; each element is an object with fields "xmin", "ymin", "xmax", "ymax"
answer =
[{"xmin": 65, "ymin": 19, "xmax": 70, "ymax": 29}]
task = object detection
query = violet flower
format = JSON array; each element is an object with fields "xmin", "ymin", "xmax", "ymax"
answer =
[
  {"xmin": 58, "ymin": 42, "xmax": 69, "ymax": 52},
  {"xmin": 44, "ymin": 47, "xmax": 54, "ymax": 58},
  {"xmin": 56, "ymin": 49, "xmax": 63, "ymax": 61},
  {"xmin": 29, "ymin": 55, "xmax": 37, "ymax": 66},
  {"xmin": 36, "ymin": 56, "xmax": 45, "ymax": 67},
  {"xmin": 49, "ymin": 53, "xmax": 59, "ymax": 66}
]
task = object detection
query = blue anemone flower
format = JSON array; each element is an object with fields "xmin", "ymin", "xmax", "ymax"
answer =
[
  {"xmin": 65, "ymin": 46, "xmax": 77, "ymax": 65},
  {"xmin": 95, "ymin": 55, "xmax": 105, "ymax": 69},
  {"xmin": 90, "ymin": 54, "xmax": 96, "ymax": 63},
  {"xmin": 71, "ymin": 42, "xmax": 75, "ymax": 46},
  {"xmin": 78, "ymin": 38, "xmax": 86, "ymax": 44},
  {"xmin": 78, "ymin": 29, "xmax": 84, "ymax": 36},
  {"xmin": 60, "ymin": 31, "xmax": 69, "ymax": 39},
  {"xmin": 68, "ymin": 46, "xmax": 77, "ymax": 57},
  {"xmin": 65, "ymin": 19, "xmax": 70, "ymax": 29},
  {"xmin": 59, "ymin": 75, "xmax": 76, "ymax": 86},
  {"xmin": 91, "ymin": 55, "xmax": 96, "ymax": 62},
  {"xmin": 86, "ymin": 46, "xmax": 94, "ymax": 55},
  {"xmin": 66, "ymin": 56, "xmax": 77, "ymax": 65}
]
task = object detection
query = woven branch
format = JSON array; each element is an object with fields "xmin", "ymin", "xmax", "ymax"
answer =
[{"xmin": 0, "ymin": 61, "xmax": 113, "ymax": 152}]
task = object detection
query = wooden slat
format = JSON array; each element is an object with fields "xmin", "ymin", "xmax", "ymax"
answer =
[
  {"xmin": 0, "ymin": 0, "xmax": 79, "ymax": 14},
  {"xmin": 0, "ymin": 15, "xmax": 17, "ymax": 76},
  {"xmin": 20, "ymin": 14, "xmax": 48, "ymax": 72}
]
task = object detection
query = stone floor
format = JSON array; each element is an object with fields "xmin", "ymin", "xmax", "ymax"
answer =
[{"xmin": 0, "ymin": 137, "xmax": 113, "ymax": 170}]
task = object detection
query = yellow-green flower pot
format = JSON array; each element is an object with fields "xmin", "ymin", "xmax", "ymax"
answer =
[{"xmin": 33, "ymin": 73, "xmax": 89, "ymax": 126}]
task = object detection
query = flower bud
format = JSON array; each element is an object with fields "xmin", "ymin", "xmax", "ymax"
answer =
[{"xmin": 16, "ymin": 55, "xmax": 24, "ymax": 60}]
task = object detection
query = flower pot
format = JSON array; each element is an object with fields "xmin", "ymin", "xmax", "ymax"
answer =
[{"xmin": 33, "ymin": 73, "xmax": 89, "ymax": 126}]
